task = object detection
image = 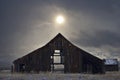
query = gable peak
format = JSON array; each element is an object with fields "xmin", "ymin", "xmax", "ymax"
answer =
[{"xmin": 55, "ymin": 33, "xmax": 65, "ymax": 38}]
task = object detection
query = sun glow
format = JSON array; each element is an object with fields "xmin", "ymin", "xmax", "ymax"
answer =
[{"xmin": 56, "ymin": 15, "xmax": 65, "ymax": 24}]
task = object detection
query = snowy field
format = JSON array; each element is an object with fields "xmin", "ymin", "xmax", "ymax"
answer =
[{"xmin": 0, "ymin": 71, "xmax": 120, "ymax": 80}]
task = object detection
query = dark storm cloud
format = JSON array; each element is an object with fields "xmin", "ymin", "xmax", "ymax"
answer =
[
  {"xmin": 72, "ymin": 30, "xmax": 120, "ymax": 47},
  {"xmin": 0, "ymin": 0, "xmax": 120, "ymax": 68},
  {"xmin": 54, "ymin": 0, "xmax": 120, "ymax": 14}
]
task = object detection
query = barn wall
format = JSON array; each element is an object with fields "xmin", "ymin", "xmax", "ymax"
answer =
[
  {"xmin": 13, "ymin": 33, "xmax": 104, "ymax": 74},
  {"xmin": 105, "ymin": 65, "xmax": 119, "ymax": 71},
  {"xmin": 81, "ymin": 51, "xmax": 105, "ymax": 74}
]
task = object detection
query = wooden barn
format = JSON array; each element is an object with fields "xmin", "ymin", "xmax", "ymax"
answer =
[
  {"xmin": 13, "ymin": 33, "xmax": 105, "ymax": 74},
  {"xmin": 104, "ymin": 59, "xmax": 119, "ymax": 71}
]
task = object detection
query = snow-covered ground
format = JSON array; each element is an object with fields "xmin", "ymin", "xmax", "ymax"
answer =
[{"xmin": 0, "ymin": 71, "xmax": 120, "ymax": 80}]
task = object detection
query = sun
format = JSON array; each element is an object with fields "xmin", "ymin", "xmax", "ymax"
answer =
[{"xmin": 56, "ymin": 15, "xmax": 65, "ymax": 24}]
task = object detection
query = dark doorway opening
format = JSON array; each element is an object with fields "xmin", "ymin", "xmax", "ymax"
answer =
[
  {"xmin": 50, "ymin": 50, "xmax": 64, "ymax": 72},
  {"xmin": 19, "ymin": 64, "xmax": 25, "ymax": 72}
]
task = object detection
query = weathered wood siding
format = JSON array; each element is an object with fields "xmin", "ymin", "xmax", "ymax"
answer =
[{"xmin": 13, "ymin": 33, "xmax": 105, "ymax": 74}]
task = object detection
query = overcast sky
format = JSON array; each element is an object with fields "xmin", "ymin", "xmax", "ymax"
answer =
[{"xmin": 0, "ymin": 0, "xmax": 120, "ymax": 68}]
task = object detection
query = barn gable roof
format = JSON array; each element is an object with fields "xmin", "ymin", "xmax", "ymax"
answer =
[
  {"xmin": 13, "ymin": 33, "xmax": 102, "ymax": 63},
  {"xmin": 104, "ymin": 59, "xmax": 118, "ymax": 65}
]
